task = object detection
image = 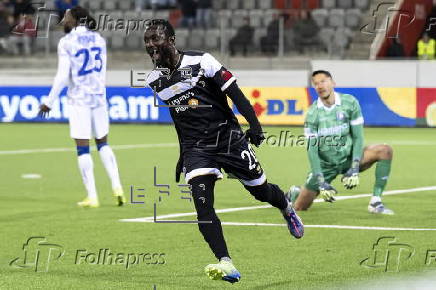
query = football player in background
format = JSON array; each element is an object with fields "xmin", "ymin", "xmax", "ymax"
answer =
[
  {"xmin": 289, "ymin": 70, "xmax": 394, "ymax": 214},
  {"xmin": 38, "ymin": 6, "xmax": 125, "ymax": 208},
  {"xmin": 143, "ymin": 19, "xmax": 304, "ymax": 284}
]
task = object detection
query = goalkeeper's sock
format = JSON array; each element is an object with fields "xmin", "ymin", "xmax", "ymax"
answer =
[
  {"xmin": 77, "ymin": 146, "xmax": 97, "ymax": 200},
  {"xmin": 97, "ymin": 143, "xmax": 122, "ymax": 192},
  {"xmin": 373, "ymin": 159, "xmax": 392, "ymax": 198}
]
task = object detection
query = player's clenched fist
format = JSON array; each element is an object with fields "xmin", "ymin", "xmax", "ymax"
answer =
[{"xmin": 245, "ymin": 128, "xmax": 265, "ymax": 147}]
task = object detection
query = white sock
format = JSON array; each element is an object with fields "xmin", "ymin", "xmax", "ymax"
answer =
[
  {"xmin": 78, "ymin": 154, "xmax": 97, "ymax": 200},
  {"xmin": 370, "ymin": 196, "xmax": 381, "ymax": 204},
  {"xmin": 98, "ymin": 145, "xmax": 122, "ymax": 191}
]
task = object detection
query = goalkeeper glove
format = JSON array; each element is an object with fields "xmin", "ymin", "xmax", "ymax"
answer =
[
  {"xmin": 341, "ymin": 159, "xmax": 360, "ymax": 190},
  {"xmin": 316, "ymin": 174, "xmax": 337, "ymax": 202}
]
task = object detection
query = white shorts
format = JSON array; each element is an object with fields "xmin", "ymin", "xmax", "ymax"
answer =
[{"xmin": 68, "ymin": 104, "xmax": 109, "ymax": 140}]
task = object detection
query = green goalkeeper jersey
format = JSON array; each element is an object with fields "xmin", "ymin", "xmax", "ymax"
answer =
[{"xmin": 304, "ymin": 92, "xmax": 364, "ymax": 174}]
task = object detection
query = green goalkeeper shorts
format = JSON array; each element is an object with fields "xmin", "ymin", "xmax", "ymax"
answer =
[{"xmin": 305, "ymin": 158, "xmax": 352, "ymax": 192}]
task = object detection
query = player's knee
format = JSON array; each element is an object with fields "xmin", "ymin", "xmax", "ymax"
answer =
[
  {"xmin": 96, "ymin": 142, "xmax": 108, "ymax": 151},
  {"xmin": 378, "ymin": 144, "xmax": 393, "ymax": 160},
  {"xmin": 76, "ymin": 145, "xmax": 90, "ymax": 156},
  {"xmin": 244, "ymin": 182, "xmax": 269, "ymax": 203},
  {"xmin": 189, "ymin": 175, "xmax": 217, "ymax": 221},
  {"xmin": 294, "ymin": 203, "xmax": 309, "ymax": 211}
]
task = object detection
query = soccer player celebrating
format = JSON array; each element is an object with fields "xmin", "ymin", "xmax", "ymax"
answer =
[
  {"xmin": 289, "ymin": 70, "xmax": 394, "ymax": 214},
  {"xmin": 142, "ymin": 19, "xmax": 303, "ymax": 283},
  {"xmin": 38, "ymin": 7, "xmax": 125, "ymax": 208}
]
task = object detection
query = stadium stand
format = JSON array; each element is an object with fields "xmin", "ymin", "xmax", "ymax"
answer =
[{"xmin": 0, "ymin": 0, "xmax": 374, "ymax": 58}]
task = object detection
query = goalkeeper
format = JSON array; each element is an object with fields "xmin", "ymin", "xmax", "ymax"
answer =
[{"xmin": 289, "ymin": 70, "xmax": 394, "ymax": 214}]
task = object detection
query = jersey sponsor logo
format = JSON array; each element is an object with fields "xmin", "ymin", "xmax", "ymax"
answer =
[
  {"xmin": 188, "ymin": 98, "xmax": 199, "ymax": 108},
  {"xmin": 169, "ymin": 91, "xmax": 196, "ymax": 113},
  {"xmin": 318, "ymin": 123, "xmax": 348, "ymax": 136}
]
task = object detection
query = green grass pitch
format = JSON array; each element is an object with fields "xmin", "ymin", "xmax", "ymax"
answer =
[{"xmin": 1, "ymin": 123, "xmax": 436, "ymax": 289}]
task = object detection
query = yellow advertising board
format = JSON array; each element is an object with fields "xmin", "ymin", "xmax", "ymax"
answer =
[{"xmin": 235, "ymin": 87, "xmax": 311, "ymax": 125}]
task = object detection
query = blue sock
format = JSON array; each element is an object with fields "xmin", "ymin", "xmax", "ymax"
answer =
[
  {"xmin": 97, "ymin": 142, "xmax": 108, "ymax": 151},
  {"xmin": 77, "ymin": 146, "xmax": 90, "ymax": 156}
]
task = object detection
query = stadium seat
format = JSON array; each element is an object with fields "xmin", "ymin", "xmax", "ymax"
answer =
[
  {"xmin": 227, "ymin": 0, "xmax": 241, "ymax": 10},
  {"xmin": 139, "ymin": 11, "xmax": 154, "ymax": 20},
  {"xmin": 322, "ymin": 0, "xmax": 336, "ymax": 9},
  {"xmin": 354, "ymin": 0, "xmax": 370, "ymax": 10},
  {"xmin": 110, "ymin": 31, "xmax": 126, "ymax": 49},
  {"xmin": 119, "ymin": 0, "xmax": 133, "ymax": 10},
  {"xmin": 212, "ymin": 0, "xmax": 226, "ymax": 9},
  {"xmin": 328, "ymin": 9, "xmax": 345, "ymax": 27},
  {"xmin": 103, "ymin": 0, "xmax": 117, "ymax": 11},
  {"xmin": 81, "ymin": 0, "xmax": 90, "ymax": 9},
  {"xmin": 101, "ymin": 31, "xmax": 113, "ymax": 47},
  {"xmin": 107, "ymin": 11, "xmax": 123, "ymax": 19},
  {"xmin": 319, "ymin": 27, "xmax": 335, "ymax": 52},
  {"xmin": 345, "ymin": 9, "xmax": 362, "ymax": 28},
  {"xmin": 34, "ymin": 37, "xmax": 47, "ymax": 52},
  {"xmin": 123, "ymin": 11, "xmax": 139, "ymax": 21},
  {"xmin": 208, "ymin": 10, "xmax": 218, "ymax": 28},
  {"xmin": 253, "ymin": 27, "xmax": 267, "ymax": 49},
  {"xmin": 232, "ymin": 10, "xmax": 249, "ymax": 28},
  {"xmin": 126, "ymin": 33, "xmax": 142, "ymax": 50},
  {"xmin": 204, "ymin": 29, "xmax": 221, "ymax": 50},
  {"xmin": 88, "ymin": 0, "xmax": 102, "ymax": 11},
  {"xmin": 249, "ymin": 10, "xmax": 264, "ymax": 28},
  {"xmin": 311, "ymin": 8, "xmax": 328, "ymax": 28},
  {"xmin": 154, "ymin": 10, "xmax": 170, "ymax": 21},
  {"xmin": 258, "ymin": 0, "xmax": 273, "ymax": 10},
  {"xmin": 175, "ymin": 29, "xmax": 189, "ymax": 48},
  {"xmin": 290, "ymin": 0, "xmax": 302, "ymax": 9},
  {"xmin": 242, "ymin": 0, "xmax": 256, "ymax": 10},
  {"xmin": 49, "ymin": 30, "xmax": 64, "ymax": 51},
  {"xmin": 263, "ymin": 9, "xmax": 278, "ymax": 28},
  {"xmin": 337, "ymin": 0, "xmax": 353, "ymax": 9},
  {"xmin": 308, "ymin": 0, "xmax": 320, "ymax": 9},
  {"xmin": 218, "ymin": 10, "xmax": 232, "ymax": 29},
  {"xmin": 188, "ymin": 29, "xmax": 205, "ymax": 50}
]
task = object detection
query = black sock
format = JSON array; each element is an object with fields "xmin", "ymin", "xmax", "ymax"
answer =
[
  {"xmin": 245, "ymin": 181, "xmax": 288, "ymax": 210},
  {"xmin": 189, "ymin": 175, "xmax": 230, "ymax": 260}
]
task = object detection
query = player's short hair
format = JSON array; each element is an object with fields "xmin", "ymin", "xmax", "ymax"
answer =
[
  {"xmin": 70, "ymin": 6, "xmax": 97, "ymax": 30},
  {"xmin": 144, "ymin": 19, "xmax": 175, "ymax": 40},
  {"xmin": 312, "ymin": 70, "xmax": 333, "ymax": 79}
]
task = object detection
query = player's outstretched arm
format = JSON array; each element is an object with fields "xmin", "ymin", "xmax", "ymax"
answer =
[{"xmin": 225, "ymin": 82, "xmax": 264, "ymax": 147}]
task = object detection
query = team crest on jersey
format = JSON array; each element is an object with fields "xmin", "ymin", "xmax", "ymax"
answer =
[
  {"xmin": 188, "ymin": 98, "xmax": 199, "ymax": 108},
  {"xmin": 336, "ymin": 111, "xmax": 345, "ymax": 121}
]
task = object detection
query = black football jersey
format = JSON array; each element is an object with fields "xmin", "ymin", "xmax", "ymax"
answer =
[{"xmin": 146, "ymin": 50, "xmax": 243, "ymax": 151}]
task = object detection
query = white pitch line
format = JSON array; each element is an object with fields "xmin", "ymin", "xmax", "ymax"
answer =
[
  {"xmin": 0, "ymin": 143, "xmax": 178, "ymax": 155},
  {"xmin": 119, "ymin": 185, "xmax": 436, "ymax": 223},
  {"xmin": 1, "ymin": 139, "xmax": 436, "ymax": 155},
  {"xmin": 220, "ymin": 223, "xmax": 436, "ymax": 231},
  {"xmin": 120, "ymin": 219, "xmax": 436, "ymax": 231}
]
